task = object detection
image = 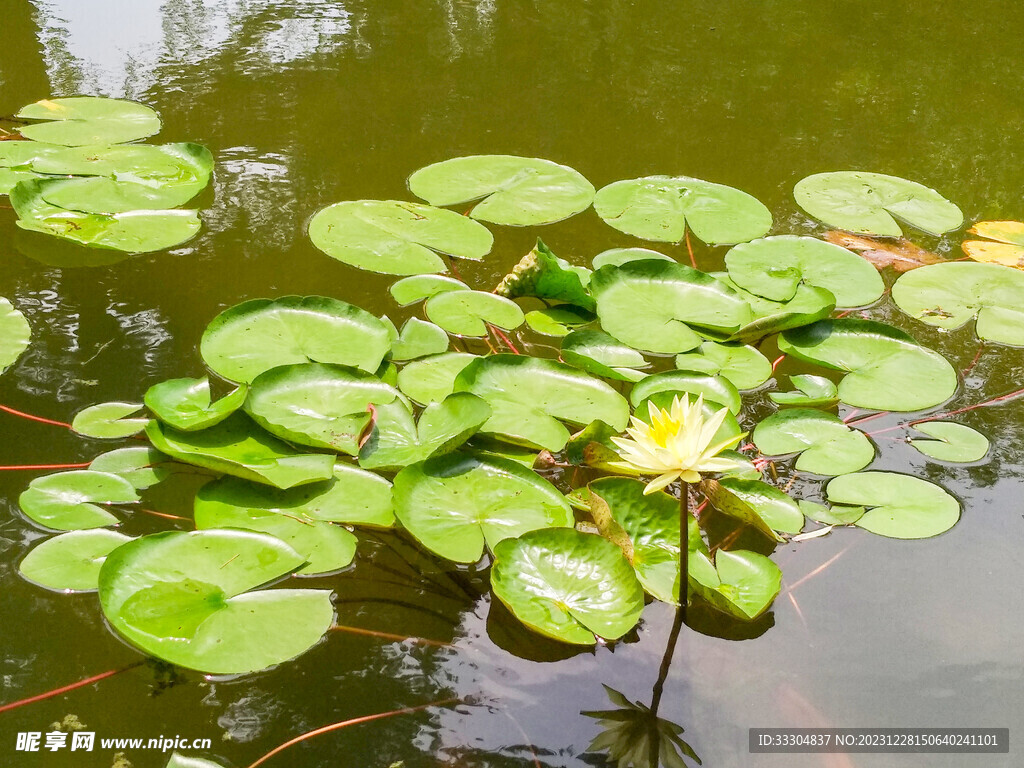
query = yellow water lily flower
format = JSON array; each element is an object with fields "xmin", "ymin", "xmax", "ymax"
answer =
[{"xmin": 610, "ymin": 394, "xmax": 748, "ymax": 494}]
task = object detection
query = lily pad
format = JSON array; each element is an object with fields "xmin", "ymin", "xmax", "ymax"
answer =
[
  {"xmin": 592, "ymin": 247, "xmax": 674, "ymax": 269},
  {"xmin": 389, "ymin": 318, "xmax": 449, "ymax": 361},
  {"xmin": 793, "ymin": 171, "xmax": 963, "ymax": 237},
  {"xmin": 0, "ymin": 297, "xmax": 31, "ymax": 374},
  {"xmin": 778, "ymin": 319, "xmax": 957, "ymax": 411},
  {"xmin": 19, "ymin": 470, "xmax": 139, "ymax": 530},
  {"xmin": 768, "ymin": 374, "xmax": 839, "ymax": 407},
  {"xmin": 396, "ymin": 352, "xmax": 479, "ymax": 405},
  {"xmin": 490, "ymin": 527, "xmax": 645, "ymax": 644},
  {"xmin": 408, "ymin": 155, "xmax": 595, "ymax": 226},
  {"xmin": 629, "ymin": 371, "xmax": 741, "ymax": 414},
  {"xmin": 891, "ymin": 262, "xmax": 1024, "ymax": 346},
  {"xmin": 424, "ymin": 289, "xmax": 525, "ymax": 337},
  {"xmin": 673, "ymin": 341, "xmax": 772, "ymax": 390},
  {"xmin": 561, "ymin": 330, "xmax": 649, "ymax": 382},
  {"xmin": 19, "ymin": 529, "xmax": 133, "ymax": 591},
  {"xmin": 145, "ymin": 414, "xmax": 335, "ymax": 489},
  {"xmin": 494, "ymin": 240, "xmax": 594, "ymax": 310},
  {"xmin": 0, "ymin": 168, "xmax": 47, "ymax": 195},
  {"xmin": 523, "ymin": 305, "xmax": 596, "ymax": 336},
  {"xmin": 799, "ymin": 499, "xmax": 865, "ymax": 526},
  {"xmin": 17, "ymin": 97, "xmax": 161, "ymax": 146},
  {"xmin": 145, "ymin": 377, "xmax": 247, "ymax": 431},
  {"xmin": 702, "ymin": 477, "xmax": 804, "ymax": 536},
  {"xmin": 454, "ymin": 355, "xmax": 629, "ymax": 450},
  {"xmin": 393, "ymin": 453, "xmax": 573, "ymax": 563},
  {"xmin": 725, "ymin": 235, "xmax": 884, "ymax": 307},
  {"xmin": 89, "ymin": 446, "xmax": 172, "ymax": 490},
  {"xmin": 308, "ymin": 199, "xmax": 493, "ymax": 275},
  {"xmin": 389, "ymin": 274, "xmax": 468, "ymax": 306},
  {"xmin": 72, "ymin": 401, "xmax": 149, "ymax": 438},
  {"xmin": 909, "ymin": 421, "xmax": 989, "ymax": 463},
  {"xmin": 712, "ymin": 274, "xmax": 836, "ymax": 342},
  {"xmin": 688, "ymin": 549, "xmax": 781, "ymax": 620},
  {"xmin": 590, "ymin": 260, "xmax": 752, "ymax": 353},
  {"xmin": 594, "ymin": 175, "xmax": 772, "ymax": 244},
  {"xmin": 98, "ymin": 529, "xmax": 334, "ymax": 674},
  {"xmin": 962, "ymin": 220, "xmax": 1024, "ymax": 268},
  {"xmin": 825, "ymin": 471, "xmax": 960, "ymax": 539},
  {"xmin": 200, "ymin": 296, "xmax": 392, "ymax": 383},
  {"xmin": 753, "ymin": 409, "xmax": 874, "ymax": 475}
]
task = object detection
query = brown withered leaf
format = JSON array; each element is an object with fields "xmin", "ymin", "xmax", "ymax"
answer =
[{"xmin": 824, "ymin": 230, "xmax": 944, "ymax": 272}]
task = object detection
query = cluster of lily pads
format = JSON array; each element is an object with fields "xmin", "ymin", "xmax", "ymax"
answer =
[
  {"xmin": 7, "ymin": 149, "xmax": 1014, "ymax": 680},
  {"xmin": 0, "ymin": 96, "xmax": 212, "ymax": 251}
]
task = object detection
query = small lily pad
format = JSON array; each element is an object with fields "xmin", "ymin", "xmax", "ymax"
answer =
[
  {"xmin": 799, "ymin": 499, "xmax": 865, "ymax": 526},
  {"xmin": 145, "ymin": 377, "xmax": 247, "ymax": 431},
  {"xmin": 768, "ymin": 375, "xmax": 839, "ymax": 407},
  {"xmin": 396, "ymin": 352, "xmax": 479, "ymax": 405},
  {"xmin": 561, "ymin": 330, "xmax": 649, "ymax": 382},
  {"xmin": 494, "ymin": 240, "xmax": 594, "ymax": 310},
  {"xmin": 523, "ymin": 305, "xmax": 596, "ymax": 336},
  {"xmin": 673, "ymin": 341, "xmax": 772, "ymax": 390},
  {"xmin": 89, "ymin": 446, "xmax": 172, "ymax": 490},
  {"xmin": 17, "ymin": 97, "xmax": 161, "ymax": 146},
  {"xmin": 19, "ymin": 529, "xmax": 133, "ymax": 591},
  {"xmin": 72, "ymin": 402, "xmax": 149, "ymax": 438},
  {"xmin": 19, "ymin": 470, "xmax": 139, "ymax": 530},
  {"xmin": 753, "ymin": 409, "xmax": 874, "ymax": 475},
  {"xmin": 688, "ymin": 549, "xmax": 781, "ymax": 620},
  {"xmin": 592, "ymin": 247, "xmax": 674, "ymax": 269},
  {"xmin": 390, "ymin": 318, "xmax": 449, "ymax": 361},
  {"xmin": 424, "ymin": 289, "xmax": 525, "ymax": 337},
  {"xmin": 825, "ymin": 471, "xmax": 960, "ymax": 539},
  {"xmin": 389, "ymin": 274, "xmax": 468, "ymax": 306},
  {"xmin": 909, "ymin": 421, "xmax": 989, "ymax": 463},
  {"xmin": 0, "ymin": 297, "xmax": 31, "ymax": 374}
]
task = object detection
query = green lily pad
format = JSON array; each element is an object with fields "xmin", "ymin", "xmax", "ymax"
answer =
[
  {"xmin": 396, "ymin": 352, "xmax": 479, "ymax": 405},
  {"xmin": 712, "ymin": 274, "xmax": 836, "ymax": 342},
  {"xmin": 454, "ymin": 355, "xmax": 629, "ymax": 450},
  {"xmin": 909, "ymin": 421, "xmax": 989, "ymax": 462},
  {"xmin": 0, "ymin": 140, "xmax": 66, "ymax": 167},
  {"xmin": 19, "ymin": 470, "xmax": 139, "ymax": 530},
  {"xmin": 389, "ymin": 274, "xmax": 468, "ymax": 306},
  {"xmin": 688, "ymin": 549, "xmax": 781, "ymax": 620},
  {"xmin": 390, "ymin": 318, "xmax": 449, "ymax": 361},
  {"xmin": 245, "ymin": 363, "xmax": 400, "ymax": 455},
  {"xmin": 490, "ymin": 527, "xmax": 645, "ymax": 644},
  {"xmin": 630, "ymin": 371, "xmax": 741, "ymax": 414},
  {"xmin": 561, "ymin": 330, "xmax": 649, "ymax": 382},
  {"xmin": 768, "ymin": 374, "xmax": 839, "ymax": 407},
  {"xmin": 494, "ymin": 240, "xmax": 594, "ymax": 310},
  {"xmin": 891, "ymin": 262, "xmax": 1024, "ymax": 346},
  {"xmin": 825, "ymin": 471, "xmax": 960, "ymax": 539},
  {"xmin": 592, "ymin": 247, "xmax": 674, "ymax": 269},
  {"xmin": 799, "ymin": 499, "xmax": 865, "ymax": 526},
  {"xmin": 778, "ymin": 319, "xmax": 957, "ymax": 411},
  {"xmin": 0, "ymin": 168, "xmax": 47, "ymax": 195},
  {"xmin": 145, "ymin": 377, "xmax": 247, "ymax": 431},
  {"xmin": 200, "ymin": 296, "xmax": 392, "ymax": 383},
  {"xmin": 0, "ymin": 297, "xmax": 31, "ymax": 374},
  {"xmin": 523, "ymin": 305, "xmax": 596, "ymax": 336},
  {"xmin": 594, "ymin": 175, "xmax": 772, "ymax": 244},
  {"xmin": 17, "ymin": 97, "xmax": 161, "ymax": 146},
  {"xmin": 590, "ymin": 260, "xmax": 752, "ymax": 353},
  {"xmin": 673, "ymin": 341, "xmax": 772, "ymax": 390},
  {"xmin": 72, "ymin": 401, "xmax": 149, "ymax": 438},
  {"xmin": 408, "ymin": 155, "xmax": 595, "ymax": 226},
  {"xmin": 19, "ymin": 529, "xmax": 133, "ymax": 591},
  {"xmin": 145, "ymin": 414, "xmax": 335, "ymax": 489},
  {"xmin": 702, "ymin": 477, "xmax": 804, "ymax": 536},
  {"xmin": 725, "ymin": 235, "xmax": 884, "ymax": 307},
  {"xmin": 753, "ymin": 409, "xmax": 874, "ymax": 475},
  {"xmin": 424, "ymin": 289, "xmax": 525, "ymax": 337},
  {"xmin": 393, "ymin": 453, "xmax": 573, "ymax": 563},
  {"xmin": 89, "ymin": 446, "xmax": 172, "ymax": 490},
  {"xmin": 308, "ymin": 199, "xmax": 493, "ymax": 275},
  {"xmin": 98, "ymin": 529, "xmax": 334, "ymax": 674},
  {"xmin": 359, "ymin": 393, "xmax": 491, "ymax": 470},
  {"xmin": 793, "ymin": 171, "xmax": 963, "ymax": 237}
]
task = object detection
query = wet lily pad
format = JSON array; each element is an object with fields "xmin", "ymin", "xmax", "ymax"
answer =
[
  {"xmin": 630, "ymin": 371, "xmax": 741, "ymax": 414},
  {"xmin": 0, "ymin": 297, "xmax": 31, "ymax": 374},
  {"xmin": 144, "ymin": 377, "xmax": 247, "ymax": 431},
  {"xmin": 753, "ymin": 409, "xmax": 874, "ymax": 475},
  {"xmin": 702, "ymin": 477, "xmax": 804, "ymax": 536},
  {"xmin": 891, "ymin": 262, "xmax": 1024, "ymax": 346},
  {"xmin": 494, "ymin": 240, "xmax": 594, "ymax": 310},
  {"xmin": 712, "ymin": 274, "xmax": 836, "ymax": 342},
  {"xmin": 454, "ymin": 355, "xmax": 629, "ymax": 450},
  {"xmin": 72, "ymin": 401, "xmax": 149, "ymax": 438},
  {"xmin": 799, "ymin": 499, "xmax": 865, "ymax": 526},
  {"xmin": 308, "ymin": 199, "xmax": 493, "ymax": 275},
  {"xmin": 592, "ymin": 247, "xmax": 674, "ymax": 269},
  {"xmin": 673, "ymin": 341, "xmax": 772, "ymax": 390},
  {"xmin": 768, "ymin": 374, "xmax": 839, "ymax": 407},
  {"xmin": 98, "ymin": 529, "xmax": 334, "ymax": 674},
  {"xmin": 490, "ymin": 527, "xmax": 645, "ymax": 644},
  {"xmin": 389, "ymin": 274, "xmax": 468, "ymax": 306},
  {"xmin": 962, "ymin": 220, "xmax": 1024, "ymax": 268},
  {"xmin": 0, "ymin": 168, "xmax": 47, "ymax": 195},
  {"xmin": 390, "ymin": 318, "xmax": 449, "ymax": 361},
  {"xmin": 17, "ymin": 97, "xmax": 161, "ymax": 146},
  {"xmin": 688, "ymin": 549, "xmax": 781, "ymax": 620},
  {"xmin": 594, "ymin": 176, "xmax": 772, "ymax": 244},
  {"xmin": 19, "ymin": 470, "xmax": 139, "ymax": 530},
  {"xmin": 424, "ymin": 289, "xmax": 525, "ymax": 337},
  {"xmin": 909, "ymin": 421, "xmax": 989, "ymax": 462},
  {"xmin": 561, "ymin": 330, "xmax": 649, "ymax": 382},
  {"xmin": 778, "ymin": 319, "xmax": 957, "ymax": 411},
  {"xmin": 794, "ymin": 171, "xmax": 963, "ymax": 237},
  {"xmin": 393, "ymin": 453, "xmax": 573, "ymax": 563},
  {"xmin": 523, "ymin": 305, "xmax": 596, "ymax": 336},
  {"xmin": 825, "ymin": 471, "xmax": 960, "ymax": 539},
  {"xmin": 89, "ymin": 446, "xmax": 172, "ymax": 490},
  {"xmin": 396, "ymin": 352, "xmax": 479, "ymax": 405},
  {"xmin": 19, "ymin": 529, "xmax": 133, "ymax": 591},
  {"xmin": 200, "ymin": 296, "xmax": 392, "ymax": 383},
  {"xmin": 408, "ymin": 155, "xmax": 595, "ymax": 226}
]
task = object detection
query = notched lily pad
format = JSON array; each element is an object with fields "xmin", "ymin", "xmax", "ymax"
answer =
[
  {"xmin": 389, "ymin": 274, "xmax": 468, "ymax": 306},
  {"xmin": 19, "ymin": 470, "xmax": 139, "ymax": 530},
  {"xmin": 424, "ymin": 289, "xmax": 525, "ymax": 337},
  {"xmin": 630, "ymin": 371, "xmax": 741, "ymax": 414},
  {"xmin": 688, "ymin": 549, "xmax": 782, "ymax": 621},
  {"xmin": 673, "ymin": 341, "xmax": 772, "ymax": 391},
  {"xmin": 19, "ymin": 529, "xmax": 133, "ymax": 592},
  {"xmin": 909, "ymin": 421, "xmax": 989, "ymax": 463},
  {"xmin": 825, "ymin": 471, "xmax": 960, "ymax": 539},
  {"xmin": 89, "ymin": 446, "xmax": 173, "ymax": 490},
  {"xmin": 768, "ymin": 374, "xmax": 839, "ymax": 407},
  {"xmin": 561, "ymin": 329, "xmax": 649, "ymax": 382},
  {"xmin": 396, "ymin": 352, "xmax": 479, "ymax": 405},
  {"xmin": 753, "ymin": 409, "xmax": 874, "ymax": 475},
  {"xmin": 389, "ymin": 317, "xmax": 449, "ymax": 361},
  {"xmin": 17, "ymin": 97, "xmax": 161, "ymax": 146},
  {"xmin": 145, "ymin": 377, "xmax": 247, "ymax": 431},
  {"xmin": 523, "ymin": 305, "xmax": 596, "ymax": 337},
  {"xmin": 72, "ymin": 402, "xmax": 149, "ymax": 438}
]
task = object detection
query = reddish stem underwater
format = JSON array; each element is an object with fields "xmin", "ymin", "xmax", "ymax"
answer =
[
  {"xmin": 0, "ymin": 404, "xmax": 73, "ymax": 429},
  {"xmin": 0, "ymin": 661, "xmax": 145, "ymax": 715},
  {"xmin": 0, "ymin": 462, "xmax": 91, "ymax": 471}
]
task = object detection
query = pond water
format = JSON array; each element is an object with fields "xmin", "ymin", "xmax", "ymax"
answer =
[{"xmin": 2, "ymin": 1, "xmax": 1023, "ymax": 766}]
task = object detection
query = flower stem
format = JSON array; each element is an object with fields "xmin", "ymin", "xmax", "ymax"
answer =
[{"xmin": 679, "ymin": 481, "xmax": 689, "ymax": 619}]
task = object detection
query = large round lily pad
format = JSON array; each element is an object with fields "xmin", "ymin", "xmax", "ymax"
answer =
[
  {"xmin": 673, "ymin": 341, "xmax": 772, "ymax": 391},
  {"xmin": 98, "ymin": 530, "xmax": 334, "ymax": 674},
  {"xmin": 17, "ymin": 97, "xmax": 161, "ymax": 146},
  {"xmin": 408, "ymin": 155, "xmax": 595, "ymax": 226},
  {"xmin": 200, "ymin": 296, "xmax": 392, "ymax": 383},
  {"xmin": 825, "ymin": 471, "xmax": 960, "ymax": 539},
  {"xmin": 19, "ymin": 529, "xmax": 132, "ymax": 591},
  {"xmin": 145, "ymin": 377, "xmax": 246, "ymax": 431},
  {"xmin": 424, "ymin": 290, "xmax": 525, "ymax": 337},
  {"xmin": 490, "ymin": 527, "xmax": 645, "ymax": 644},
  {"xmin": 753, "ymin": 409, "xmax": 874, "ymax": 475},
  {"xmin": 909, "ymin": 421, "xmax": 989, "ymax": 463},
  {"xmin": 393, "ymin": 453, "xmax": 573, "ymax": 563},
  {"xmin": 0, "ymin": 297, "xmax": 31, "ymax": 374},
  {"xmin": 19, "ymin": 470, "xmax": 139, "ymax": 530}
]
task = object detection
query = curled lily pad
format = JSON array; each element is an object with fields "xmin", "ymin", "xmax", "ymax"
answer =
[
  {"xmin": 891, "ymin": 262, "xmax": 1024, "ymax": 346},
  {"xmin": 909, "ymin": 421, "xmax": 989, "ymax": 463},
  {"xmin": 590, "ymin": 260, "xmax": 752, "ymax": 354},
  {"xmin": 778, "ymin": 319, "xmax": 957, "ymax": 411},
  {"xmin": 454, "ymin": 355, "xmax": 629, "ymax": 451},
  {"xmin": 390, "ymin": 318, "xmax": 449, "ymax": 361},
  {"xmin": 0, "ymin": 168, "xmax": 46, "ymax": 195},
  {"xmin": 0, "ymin": 297, "xmax": 31, "ymax": 374},
  {"xmin": 72, "ymin": 402, "xmax": 149, "ymax": 438},
  {"xmin": 490, "ymin": 527, "xmax": 645, "ymax": 644},
  {"xmin": 592, "ymin": 247, "xmax": 674, "ymax": 269},
  {"xmin": 17, "ymin": 97, "xmax": 161, "ymax": 146},
  {"xmin": 397, "ymin": 352, "xmax": 479, "ymax": 405},
  {"xmin": 494, "ymin": 240, "xmax": 594, "ymax": 310},
  {"xmin": 768, "ymin": 374, "xmax": 839, "ymax": 407},
  {"xmin": 424, "ymin": 289, "xmax": 525, "ymax": 337},
  {"xmin": 523, "ymin": 305, "xmax": 596, "ymax": 336},
  {"xmin": 794, "ymin": 171, "xmax": 963, "ymax": 237},
  {"xmin": 826, "ymin": 471, "xmax": 960, "ymax": 539},
  {"xmin": 393, "ymin": 453, "xmax": 573, "ymax": 563},
  {"xmin": 145, "ymin": 414, "xmax": 335, "ymax": 489},
  {"xmin": 630, "ymin": 371, "xmax": 741, "ymax": 414},
  {"xmin": 19, "ymin": 470, "xmax": 139, "ymax": 530},
  {"xmin": 712, "ymin": 274, "xmax": 836, "ymax": 342},
  {"xmin": 594, "ymin": 176, "xmax": 772, "ymax": 244},
  {"xmin": 389, "ymin": 274, "xmax": 468, "ymax": 306},
  {"xmin": 962, "ymin": 220, "xmax": 1024, "ymax": 267},
  {"xmin": 753, "ymin": 409, "xmax": 874, "ymax": 475},
  {"xmin": 19, "ymin": 529, "xmax": 133, "ymax": 591},
  {"xmin": 308, "ymin": 199, "xmax": 493, "ymax": 275},
  {"xmin": 98, "ymin": 529, "xmax": 334, "ymax": 674},
  {"xmin": 673, "ymin": 341, "xmax": 771, "ymax": 390},
  {"xmin": 702, "ymin": 478, "xmax": 803, "ymax": 537},
  {"xmin": 145, "ymin": 377, "xmax": 246, "ymax": 431},
  {"xmin": 561, "ymin": 330, "xmax": 649, "ymax": 382},
  {"xmin": 89, "ymin": 446, "xmax": 172, "ymax": 490},
  {"xmin": 200, "ymin": 296, "xmax": 392, "ymax": 383},
  {"xmin": 688, "ymin": 549, "xmax": 781, "ymax": 620},
  {"xmin": 799, "ymin": 499, "xmax": 865, "ymax": 526},
  {"xmin": 725, "ymin": 235, "xmax": 884, "ymax": 307},
  {"xmin": 408, "ymin": 155, "xmax": 595, "ymax": 226}
]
